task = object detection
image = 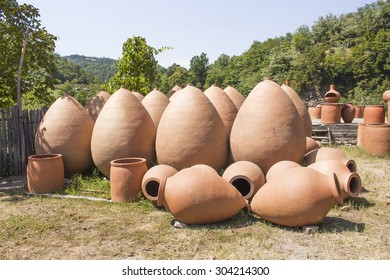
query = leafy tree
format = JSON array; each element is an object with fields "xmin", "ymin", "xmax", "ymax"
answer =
[
  {"xmin": 189, "ymin": 52, "xmax": 209, "ymax": 89},
  {"xmin": 205, "ymin": 54, "xmax": 231, "ymax": 88}
]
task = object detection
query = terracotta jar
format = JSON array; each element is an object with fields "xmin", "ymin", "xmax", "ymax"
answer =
[
  {"xmin": 158, "ymin": 166, "xmax": 247, "ymax": 224},
  {"xmin": 321, "ymin": 103, "xmax": 341, "ymax": 124},
  {"xmin": 169, "ymin": 86, "xmax": 183, "ymax": 102},
  {"xmin": 250, "ymin": 167, "xmax": 343, "ymax": 227},
  {"xmin": 282, "ymin": 82, "xmax": 312, "ymax": 137},
  {"xmin": 141, "ymin": 164, "xmax": 177, "ymax": 202},
  {"xmin": 156, "ymin": 85, "xmax": 228, "ymax": 172},
  {"xmin": 305, "ymin": 137, "xmax": 321, "ymax": 155},
  {"xmin": 110, "ymin": 158, "xmax": 148, "ymax": 202},
  {"xmin": 230, "ymin": 80, "xmax": 306, "ymax": 174},
  {"xmin": 341, "ymin": 103, "xmax": 356, "ymax": 123},
  {"xmin": 204, "ymin": 85, "xmax": 238, "ymax": 136},
  {"xmin": 388, "ymin": 102, "xmax": 390, "ymax": 124},
  {"xmin": 170, "ymin": 85, "xmax": 182, "ymax": 96},
  {"xmin": 223, "ymin": 85, "xmax": 245, "ymax": 110},
  {"xmin": 304, "ymin": 147, "xmax": 357, "ymax": 172},
  {"xmin": 91, "ymin": 88, "xmax": 156, "ymax": 178},
  {"xmin": 308, "ymin": 160, "xmax": 362, "ymax": 199},
  {"xmin": 364, "ymin": 124, "xmax": 390, "ymax": 156},
  {"xmin": 222, "ymin": 161, "xmax": 265, "ymax": 201},
  {"xmin": 382, "ymin": 90, "xmax": 390, "ymax": 102},
  {"xmin": 132, "ymin": 91, "xmax": 144, "ymax": 102},
  {"xmin": 86, "ymin": 91, "xmax": 111, "ymax": 122},
  {"xmin": 308, "ymin": 106, "xmax": 321, "ymax": 120},
  {"xmin": 265, "ymin": 160, "xmax": 301, "ymax": 182},
  {"xmin": 363, "ymin": 105, "xmax": 385, "ymax": 124},
  {"xmin": 27, "ymin": 154, "xmax": 64, "ymax": 193},
  {"xmin": 357, "ymin": 123, "xmax": 367, "ymax": 148},
  {"xmin": 324, "ymin": 84, "xmax": 341, "ymax": 103},
  {"xmin": 141, "ymin": 88, "xmax": 170, "ymax": 129},
  {"xmin": 354, "ymin": 105, "xmax": 365, "ymax": 118},
  {"xmin": 35, "ymin": 93, "xmax": 94, "ymax": 177}
]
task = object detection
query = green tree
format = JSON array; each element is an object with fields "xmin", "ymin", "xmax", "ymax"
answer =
[
  {"xmin": 189, "ymin": 52, "xmax": 209, "ymax": 89},
  {"xmin": 205, "ymin": 54, "xmax": 231, "ymax": 88}
]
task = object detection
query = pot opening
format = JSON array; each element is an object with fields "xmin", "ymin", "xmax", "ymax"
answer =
[
  {"xmin": 111, "ymin": 158, "xmax": 146, "ymax": 165},
  {"xmin": 348, "ymin": 174, "xmax": 362, "ymax": 197},
  {"xmin": 231, "ymin": 177, "xmax": 252, "ymax": 198},
  {"xmin": 145, "ymin": 180, "xmax": 159, "ymax": 198},
  {"xmin": 30, "ymin": 154, "xmax": 62, "ymax": 160},
  {"xmin": 325, "ymin": 92, "xmax": 337, "ymax": 98},
  {"xmin": 346, "ymin": 160, "xmax": 357, "ymax": 173}
]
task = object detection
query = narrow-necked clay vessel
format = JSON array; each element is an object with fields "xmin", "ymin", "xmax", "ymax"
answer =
[
  {"xmin": 364, "ymin": 124, "xmax": 390, "ymax": 156},
  {"xmin": 303, "ymin": 147, "xmax": 357, "ymax": 172},
  {"xmin": 222, "ymin": 161, "xmax": 265, "ymax": 201},
  {"xmin": 158, "ymin": 166, "xmax": 247, "ymax": 224},
  {"xmin": 133, "ymin": 91, "xmax": 144, "ymax": 102},
  {"xmin": 382, "ymin": 90, "xmax": 390, "ymax": 103},
  {"xmin": 305, "ymin": 137, "xmax": 321, "ymax": 155},
  {"xmin": 357, "ymin": 123, "xmax": 367, "ymax": 148},
  {"xmin": 321, "ymin": 103, "xmax": 341, "ymax": 124},
  {"xmin": 223, "ymin": 85, "xmax": 245, "ymax": 110},
  {"xmin": 86, "ymin": 91, "xmax": 111, "ymax": 122},
  {"xmin": 250, "ymin": 167, "xmax": 343, "ymax": 227},
  {"xmin": 141, "ymin": 164, "xmax": 177, "ymax": 202},
  {"xmin": 341, "ymin": 103, "xmax": 355, "ymax": 123},
  {"xmin": 230, "ymin": 80, "xmax": 306, "ymax": 173},
  {"xmin": 324, "ymin": 84, "xmax": 341, "ymax": 103},
  {"xmin": 35, "ymin": 93, "xmax": 94, "ymax": 176},
  {"xmin": 156, "ymin": 85, "xmax": 228, "ymax": 171},
  {"xmin": 363, "ymin": 105, "xmax": 385, "ymax": 124},
  {"xmin": 265, "ymin": 160, "xmax": 301, "ymax": 182},
  {"xmin": 354, "ymin": 105, "xmax": 364, "ymax": 118},
  {"xmin": 141, "ymin": 88, "xmax": 170, "ymax": 129},
  {"xmin": 91, "ymin": 88, "xmax": 156, "ymax": 178},
  {"xmin": 308, "ymin": 160, "xmax": 362, "ymax": 198},
  {"xmin": 282, "ymin": 81, "xmax": 312, "ymax": 137},
  {"xmin": 308, "ymin": 106, "xmax": 321, "ymax": 120}
]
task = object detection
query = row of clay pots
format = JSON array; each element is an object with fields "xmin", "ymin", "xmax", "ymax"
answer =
[{"xmin": 309, "ymin": 104, "xmax": 365, "ymax": 120}]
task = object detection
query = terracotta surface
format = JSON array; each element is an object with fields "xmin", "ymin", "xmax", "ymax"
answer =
[
  {"xmin": 354, "ymin": 105, "xmax": 365, "ymax": 118},
  {"xmin": 35, "ymin": 93, "xmax": 94, "ymax": 176},
  {"xmin": 110, "ymin": 158, "xmax": 148, "ymax": 202},
  {"xmin": 91, "ymin": 88, "xmax": 156, "ymax": 178},
  {"xmin": 86, "ymin": 91, "xmax": 111, "ymax": 122},
  {"xmin": 308, "ymin": 106, "xmax": 321, "ymax": 120},
  {"xmin": 170, "ymin": 85, "xmax": 182, "ymax": 96},
  {"xmin": 382, "ymin": 90, "xmax": 390, "ymax": 103},
  {"xmin": 265, "ymin": 160, "xmax": 301, "ymax": 182},
  {"xmin": 223, "ymin": 85, "xmax": 245, "ymax": 110},
  {"xmin": 341, "ymin": 103, "xmax": 356, "ymax": 123},
  {"xmin": 132, "ymin": 91, "xmax": 144, "ymax": 102},
  {"xmin": 27, "ymin": 154, "xmax": 64, "ymax": 193},
  {"xmin": 141, "ymin": 88, "xmax": 170, "ymax": 129},
  {"xmin": 142, "ymin": 164, "xmax": 177, "ymax": 202},
  {"xmin": 169, "ymin": 87, "xmax": 182, "ymax": 102},
  {"xmin": 321, "ymin": 103, "xmax": 341, "ymax": 124},
  {"xmin": 304, "ymin": 147, "xmax": 357, "ymax": 172},
  {"xmin": 357, "ymin": 123, "xmax": 367, "ymax": 148},
  {"xmin": 324, "ymin": 84, "xmax": 341, "ymax": 103},
  {"xmin": 363, "ymin": 105, "xmax": 385, "ymax": 124},
  {"xmin": 364, "ymin": 124, "xmax": 390, "ymax": 156},
  {"xmin": 305, "ymin": 137, "xmax": 321, "ymax": 155},
  {"xmin": 230, "ymin": 80, "xmax": 306, "ymax": 174}
]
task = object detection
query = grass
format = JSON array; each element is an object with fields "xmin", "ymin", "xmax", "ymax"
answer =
[{"xmin": 0, "ymin": 146, "xmax": 389, "ymax": 260}]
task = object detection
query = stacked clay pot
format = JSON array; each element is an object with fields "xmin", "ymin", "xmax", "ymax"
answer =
[
  {"xmin": 341, "ymin": 103, "xmax": 355, "ymax": 123},
  {"xmin": 308, "ymin": 105, "xmax": 321, "ymax": 120},
  {"xmin": 363, "ymin": 105, "xmax": 385, "ymax": 124},
  {"xmin": 324, "ymin": 84, "xmax": 341, "ymax": 103},
  {"xmin": 91, "ymin": 88, "xmax": 156, "ymax": 178},
  {"xmin": 141, "ymin": 88, "xmax": 170, "ymax": 129},
  {"xmin": 86, "ymin": 91, "xmax": 111, "ymax": 122},
  {"xmin": 35, "ymin": 93, "xmax": 94, "ymax": 176},
  {"xmin": 223, "ymin": 85, "xmax": 245, "ymax": 110},
  {"xmin": 321, "ymin": 103, "xmax": 341, "ymax": 124},
  {"xmin": 364, "ymin": 124, "xmax": 390, "ymax": 156}
]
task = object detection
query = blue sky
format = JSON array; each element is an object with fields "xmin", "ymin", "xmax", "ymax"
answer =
[{"xmin": 24, "ymin": 0, "xmax": 377, "ymax": 68}]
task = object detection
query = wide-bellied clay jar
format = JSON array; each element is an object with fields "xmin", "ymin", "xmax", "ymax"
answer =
[
  {"xmin": 223, "ymin": 85, "xmax": 245, "ymax": 110},
  {"xmin": 27, "ymin": 154, "xmax": 64, "ymax": 193},
  {"xmin": 308, "ymin": 160, "xmax": 362, "ymax": 199},
  {"xmin": 357, "ymin": 123, "xmax": 367, "ymax": 148},
  {"xmin": 110, "ymin": 158, "xmax": 148, "ymax": 202},
  {"xmin": 132, "ymin": 91, "xmax": 144, "ymax": 102},
  {"xmin": 86, "ymin": 91, "xmax": 111, "ymax": 122},
  {"xmin": 303, "ymin": 147, "xmax": 357, "ymax": 172},
  {"xmin": 204, "ymin": 85, "xmax": 238, "ymax": 136},
  {"xmin": 382, "ymin": 90, "xmax": 390, "ymax": 102},
  {"xmin": 364, "ymin": 124, "xmax": 390, "ymax": 156},
  {"xmin": 305, "ymin": 137, "xmax": 321, "ymax": 155},
  {"xmin": 321, "ymin": 103, "xmax": 341, "ymax": 124},
  {"xmin": 141, "ymin": 164, "xmax": 177, "ymax": 202},
  {"xmin": 281, "ymin": 82, "xmax": 312, "ymax": 137},
  {"xmin": 265, "ymin": 160, "xmax": 301, "ymax": 182},
  {"xmin": 157, "ymin": 166, "xmax": 247, "ymax": 224},
  {"xmin": 308, "ymin": 106, "xmax": 321, "ymax": 120},
  {"xmin": 250, "ymin": 167, "xmax": 343, "ymax": 227},
  {"xmin": 141, "ymin": 88, "xmax": 170, "ymax": 129},
  {"xmin": 156, "ymin": 85, "xmax": 228, "ymax": 172},
  {"xmin": 354, "ymin": 105, "xmax": 364, "ymax": 118},
  {"xmin": 341, "ymin": 103, "xmax": 356, "ymax": 123},
  {"xmin": 230, "ymin": 80, "xmax": 306, "ymax": 174},
  {"xmin": 35, "ymin": 93, "xmax": 94, "ymax": 177},
  {"xmin": 91, "ymin": 88, "xmax": 156, "ymax": 178},
  {"xmin": 363, "ymin": 105, "xmax": 385, "ymax": 124},
  {"xmin": 222, "ymin": 161, "xmax": 265, "ymax": 201},
  {"xmin": 324, "ymin": 84, "xmax": 341, "ymax": 103}
]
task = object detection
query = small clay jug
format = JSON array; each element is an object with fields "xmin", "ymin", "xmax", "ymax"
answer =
[
  {"xmin": 341, "ymin": 103, "xmax": 356, "ymax": 123},
  {"xmin": 223, "ymin": 85, "xmax": 245, "ymax": 110},
  {"xmin": 86, "ymin": 91, "xmax": 111, "ymax": 122},
  {"xmin": 363, "ymin": 105, "xmax": 385, "ymax": 124},
  {"xmin": 364, "ymin": 124, "xmax": 390, "ymax": 156},
  {"xmin": 27, "ymin": 154, "xmax": 64, "ymax": 194},
  {"xmin": 305, "ymin": 137, "xmax": 321, "ymax": 155},
  {"xmin": 141, "ymin": 88, "xmax": 170, "ymax": 129},
  {"xmin": 265, "ymin": 160, "xmax": 301, "ymax": 182},
  {"xmin": 357, "ymin": 123, "xmax": 367, "ymax": 148},
  {"xmin": 382, "ymin": 90, "xmax": 390, "ymax": 103},
  {"xmin": 303, "ymin": 147, "xmax": 357, "ymax": 172},
  {"xmin": 354, "ymin": 106, "xmax": 365, "ymax": 118},
  {"xmin": 321, "ymin": 103, "xmax": 341, "ymax": 124},
  {"xmin": 141, "ymin": 164, "xmax": 177, "ymax": 202},
  {"xmin": 308, "ymin": 106, "xmax": 321, "ymax": 120},
  {"xmin": 110, "ymin": 158, "xmax": 148, "ymax": 202},
  {"xmin": 324, "ymin": 84, "xmax": 341, "ymax": 103}
]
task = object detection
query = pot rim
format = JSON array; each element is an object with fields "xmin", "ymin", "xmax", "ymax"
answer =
[
  {"xmin": 366, "ymin": 123, "xmax": 390, "ymax": 128},
  {"xmin": 228, "ymin": 175, "xmax": 254, "ymax": 200},
  {"xmin": 28, "ymin": 154, "xmax": 62, "ymax": 161},
  {"xmin": 110, "ymin": 157, "xmax": 146, "ymax": 166}
]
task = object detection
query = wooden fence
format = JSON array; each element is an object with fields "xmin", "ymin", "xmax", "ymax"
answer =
[{"xmin": 0, "ymin": 106, "xmax": 47, "ymax": 177}]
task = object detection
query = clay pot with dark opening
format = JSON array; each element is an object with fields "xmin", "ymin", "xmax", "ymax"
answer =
[
  {"xmin": 324, "ymin": 84, "xmax": 341, "ymax": 103},
  {"xmin": 141, "ymin": 164, "xmax": 177, "ymax": 202}
]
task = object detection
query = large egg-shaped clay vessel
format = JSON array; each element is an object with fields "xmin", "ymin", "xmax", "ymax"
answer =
[
  {"xmin": 341, "ymin": 103, "xmax": 356, "ymax": 123},
  {"xmin": 204, "ymin": 85, "xmax": 238, "ymax": 135},
  {"xmin": 156, "ymin": 85, "xmax": 228, "ymax": 171},
  {"xmin": 223, "ymin": 85, "xmax": 245, "ymax": 110},
  {"xmin": 91, "ymin": 88, "xmax": 156, "ymax": 178},
  {"xmin": 363, "ymin": 105, "xmax": 385, "ymax": 124},
  {"xmin": 265, "ymin": 160, "xmax": 301, "ymax": 182},
  {"xmin": 364, "ymin": 124, "xmax": 390, "ymax": 156},
  {"xmin": 141, "ymin": 88, "xmax": 170, "ymax": 129},
  {"xmin": 382, "ymin": 90, "xmax": 390, "ymax": 103},
  {"xmin": 35, "ymin": 93, "xmax": 94, "ymax": 176},
  {"xmin": 324, "ymin": 84, "xmax": 341, "ymax": 103},
  {"xmin": 141, "ymin": 164, "xmax": 177, "ymax": 202},
  {"xmin": 132, "ymin": 91, "xmax": 144, "ymax": 102},
  {"xmin": 230, "ymin": 80, "xmax": 306, "ymax": 173},
  {"xmin": 158, "ymin": 166, "xmax": 247, "ymax": 224},
  {"xmin": 250, "ymin": 167, "xmax": 343, "ymax": 227},
  {"xmin": 303, "ymin": 147, "xmax": 357, "ymax": 172},
  {"xmin": 86, "ymin": 91, "xmax": 111, "ymax": 122},
  {"xmin": 281, "ymin": 82, "xmax": 312, "ymax": 137}
]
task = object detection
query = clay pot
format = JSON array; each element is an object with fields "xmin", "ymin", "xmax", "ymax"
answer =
[
  {"xmin": 364, "ymin": 124, "xmax": 390, "ymax": 156},
  {"xmin": 222, "ymin": 161, "xmax": 265, "ymax": 201},
  {"xmin": 158, "ymin": 166, "xmax": 247, "ymax": 224},
  {"xmin": 223, "ymin": 85, "xmax": 245, "ymax": 110},
  {"xmin": 170, "ymin": 85, "xmax": 182, "ymax": 96},
  {"xmin": 91, "ymin": 88, "xmax": 156, "ymax": 178},
  {"xmin": 388, "ymin": 102, "xmax": 390, "ymax": 124},
  {"xmin": 141, "ymin": 88, "xmax": 170, "ymax": 129},
  {"xmin": 308, "ymin": 106, "xmax": 321, "ymax": 120},
  {"xmin": 305, "ymin": 137, "xmax": 321, "ymax": 155},
  {"xmin": 357, "ymin": 123, "xmax": 367, "ymax": 148},
  {"xmin": 204, "ymin": 85, "xmax": 238, "ymax": 136},
  {"xmin": 341, "ymin": 103, "xmax": 356, "ymax": 123},
  {"xmin": 265, "ymin": 160, "xmax": 301, "ymax": 182},
  {"xmin": 354, "ymin": 105, "xmax": 365, "ymax": 118},
  {"xmin": 35, "ymin": 93, "xmax": 94, "ymax": 176},
  {"xmin": 304, "ymin": 147, "xmax": 357, "ymax": 172},
  {"xmin": 169, "ymin": 86, "xmax": 182, "ymax": 102},
  {"xmin": 230, "ymin": 80, "xmax": 306, "ymax": 173},
  {"xmin": 382, "ymin": 90, "xmax": 390, "ymax": 103},
  {"xmin": 321, "ymin": 103, "xmax": 341, "ymax": 124},
  {"xmin": 250, "ymin": 167, "xmax": 343, "ymax": 227},
  {"xmin": 281, "ymin": 82, "xmax": 312, "ymax": 137},
  {"xmin": 27, "ymin": 154, "xmax": 64, "ymax": 193},
  {"xmin": 141, "ymin": 164, "xmax": 177, "ymax": 202},
  {"xmin": 156, "ymin": 85, "xmax": 228, "ymax": 171},
  {"xmin": 363, "ymin": 105, "xmax": 385, "ymax": 124},
  {"xmin": 86, "ymin": 91, "xmax": 111, "ymax": 122},
  {"xmin": 110, "ymin": 158, "xmax": 148, "ymax": 202},
  {"xmin": 324, "ymin": 84, "xmax": 341, "ymax": 103},
  {"xmin": 308, "ymin": 160, "xmax": 362, "ymax": 199},
  {"xmin": 133, "ymin": 91, "xmax": 144, "ymax": 102}
]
